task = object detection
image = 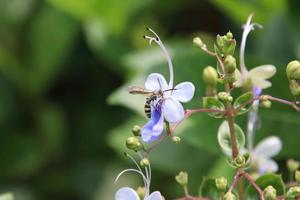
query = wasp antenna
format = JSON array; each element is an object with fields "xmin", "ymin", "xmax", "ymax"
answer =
[{"xmin": 146, "ymin": 26, "xmax": 150, "ymax": 31}]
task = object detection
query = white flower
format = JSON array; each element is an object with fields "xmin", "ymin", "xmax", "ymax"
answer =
[
  {"xmin": 251, "ymin": 136, "xmax": 282, "ymax": 174},
  {"xmin": 235, "ymin": 14, "xmax": 276, "ymax": 89},
  {"xmin": 141, "ymin": 28, "xmax": 195, "ymax": 142},
  {"xmin": 115, "ymin": 187, "xmax": 162, "ymax": 200}
]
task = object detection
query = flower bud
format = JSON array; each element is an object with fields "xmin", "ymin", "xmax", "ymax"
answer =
[
  {"xmin": 193, "ymin": 37, "xmax": 205, "ymax": 48},
  {"xmin": 226, "ymin": 31, "xmax": 233, "ymax": 40},
  {"xmin": 224, "ymin": 192, "xmax": 237, "ymax": 200},
  {"xmin": 132, "ymin": 125, "xmax": 141, "ymax": 136},
  {"xmin": 234, "ymin": 154, "xmax": 246, "ymax": 168},
  {"xmin": 126, "ymin": 136, "xmax": 143, "ymax": 151},
  {"xmin": 224, "ymin": 55, "xmax": 237, "ymax": 74},
  {"xmin": 287, "ymin": 159, "xmax": 300, "ymax": 172},
  {"xmin": 175, "ymin": 171, "xmax": 188, "ymax": 186},
  {"xmin": 287, "ymin": 186, "xmax": 300, "ymax": 199},
  {"xmin": 215, "ymin": 177, "xmax": 227, "ymax": 191},
  {"xmin": 286, "ymin": 61, "xmax": 300, "ymax": 96},
  {"xmin": 218, "ymin": 92, "xmax": 233, "ymax": 102},
  {"xmin": 264, "ymin": 185, "xmax": 276, "ymax": 200},
  {"xmin": 203, "ymin": 66, "xmax": 218, "ymax": 87},
  {"xmin": 172, "ymin": 136, "xmax": 181, "ymax": 144},
  {"xmin": 295, "ymin": 170, "xmax": 300, "ymax": 183},
  {"xmin": 140, "ymin": 158, "xmax": 150, "ymax": 167},
  {"xmin": 136, "ymin": 186, "xmax": 146, "ymax": 199},
  {"xmin": 261, "ymin": 100, "xmax": 272, "ymax": 108},
  {"xmin": 286, "ymin": 60, "xmax": 300, "ymax": 80}
]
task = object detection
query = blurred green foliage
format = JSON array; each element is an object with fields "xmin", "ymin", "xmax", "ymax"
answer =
[{"xmin": 0, "ymin": 0, "xmax": 299, "ymax": 199}]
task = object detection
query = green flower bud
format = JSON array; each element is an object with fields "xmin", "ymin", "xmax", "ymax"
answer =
[
  {"xmin": 289, "ymin": 80, "xmax": 300, "ymax": 96},
  {"xmin": 132, "ymin": 125, "xmax": 141, "ymax": 136},
  {"xmin": 286, "ymin": 60, "xmax": 300, "ymax": 80},
  {"xmin": 216, "ymin": 35, "xmax": 224, "ymax": 48},
  {"xmin": 203, "ymin": 66, "xmax": 218, "ymax": 87},
  {"xmin": 261, "ymin": 100, "xmax": 272, "ymax": 108},
  {"xmin": 136, "ymin": 186, "xmax": 146, "ymax": 199},
  {"xmin": 287, "ymin": 186, "xmax": 300, "ymax": 199},
  {"xmin": 224, "ymin": 192, "xmax": 237, "ymax": 200},
  {"xmin": 286, "ymin": 61, "xmax": 300, "ymax": 96},
  {"xmin": 172, "ymin": 136, "xmax": 181, "ymax": 144},
  {"xmin": 224, "ymin": 55, "xmax": 237, "ymax": 74},
  {"xmin": 175, "ymin": 171, "xmax": 188, "ymax": 186},
  {"xmin": 234, "ymin": 154, "xmax": 246, "ymax": 168},
  {"xmin": 296, "ymin": 171, "xmax": 300, "ymax": 184},
  {"xmin": 287, "ymin": 159, "xmax": 300, "ymax": 172},
  {"xmin": 215, "ymin": 177, "xmax": 227, "ymax": 191},
  {"xmin": 140, "ymin": 158, "xmax": 150, "ymax": 167},
  {"xmin": 264, "ymin": 185, "xmax": 277, "ymax": 200},
  {"xmin": 193, "ymin": 37, "xmax": 205, "ymax": 48},
  {"xmin": 218, "ymin": 92, "xmax": 233, "ymax": 102},
  {"xmin": 126, "ymin": 136, "xmax": 143, "ymax": 151},
  {"xmin": 226, "ymin": 31, "xmax": 233, "ymax": 40}
]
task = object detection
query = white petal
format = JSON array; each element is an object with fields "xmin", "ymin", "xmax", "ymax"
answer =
[
  {"xmin": 234, "ymin": 69, "xmax": 244, "ymax": 88},
  {"xmin": 172, "ymin": 82, "xmax": 195, "ymax": 103},
  {"xmin": 254, "ymin": 136, "xmax": 282, "ymax": 158},
  {"xmin": 145, "ymin": 191, "xmax": 163, "ymax": 200},
  {"xmin": 162, "ymin": 97, "xmax": 184, "ymax": 123},
  {"xmin": 257, "ymin": 158, "xmax": 279, "ymax": 174},
  {"xmin": 115, "ymin": 187, "xmax": 140, "ymax": 200},
  {"xmin": 145, "ymin": 73, "xmax": 169, "ymax": 91},
  {"xmin": 249, "ymin": 65, "xmax": 276, "ymax": 79},
  {"xmin": 252, "ymin": 79, "xmax": 272, "ymax": 89}
]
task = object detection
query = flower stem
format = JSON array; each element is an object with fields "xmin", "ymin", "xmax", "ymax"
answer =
[{"xmin": 224, "ymin": 83, "xmax": 239, "ymax": 158}]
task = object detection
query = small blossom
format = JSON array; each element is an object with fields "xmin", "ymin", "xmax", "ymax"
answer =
[
  {"xmin": 141, "ymin": 28, "xmax": 195, "ymax": 142},
  {"xmin": 115, "ymin": 187, "xmax": 162, "ymax": 200},
  {"xmin": 251, "ymin": 136, "xmax": 282, "ymax": 174},
  {"xmin": 115, "ymin": 154, "xmax": 163, "ymax": 200},
  {"xmin": 235, "ymin": 14, "xmax": 276, "ymax": 89}
]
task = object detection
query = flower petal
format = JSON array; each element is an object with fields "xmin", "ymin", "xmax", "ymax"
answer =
[
  {"xmin": 254, "ymin": 136, "xmax": 282, "ymax": 158},
  {"xmin": 249, "ymin": 65, "xmax": 276, "ymax": 80},
  {"xmin": 141, "ymin": 108, "xmax": 164, "ymax": 142},
  {"xmin": 257, "ymin": 158, "xmax": 278, "ymax": 174},
  {"xmin": 252, "ymin": 79, "xmax": 272, "ymax": 89},
  {"xmin": 162, "ymin": 97, "xmax": 184, "ymax": 123},
  {"xmin": 145, "ymin": 191, "xmax": 163, "ymax": 200},
  {"xmin": 172, "ymin": 82, "xmax": 195, "ymax": 103},
  {"xmin": 145, "ymin": 73, "xmax": 168, "ymax": 91},
  {"xmin": 115, "ymin": 187, "xmax": 140, "ymax": 200},
  {"xmin": 234, "ymin": 69, "xmax": 244, "ymax": 88}
]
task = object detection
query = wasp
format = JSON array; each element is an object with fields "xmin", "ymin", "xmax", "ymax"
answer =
[{"xmin": 128, "ymin": 86, "xmax": 174, "ymax": 118}]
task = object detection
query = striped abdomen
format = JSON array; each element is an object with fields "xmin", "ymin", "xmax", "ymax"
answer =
[{"xmin": 144, "ymin": 95, "xmax": 157, "ymax": 118}]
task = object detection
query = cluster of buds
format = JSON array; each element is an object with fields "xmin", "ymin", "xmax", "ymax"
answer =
[{"xmin": 264, "ymin": 185, "xmax": 277, "ymax": 200}]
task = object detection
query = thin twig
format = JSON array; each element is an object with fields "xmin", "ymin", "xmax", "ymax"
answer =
[{"xmin": 262, "ymin": 95, "xmax": 300, "ymax": 111}]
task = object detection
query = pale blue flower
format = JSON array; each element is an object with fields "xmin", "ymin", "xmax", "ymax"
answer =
[
  {"xmin": 251, "ymin": 136, "xmax": 282, "ymax": 174},
  {"xmin": 141, "ymin": 28, "xmax": 195, "ymax": 142},
  {"xmin": 235, "ymin": 14, "xmax": 276, "ymax": 89},
  {"xmin": 115, "ymin": 187, "xmax": 162, "ymax": 200},
  {"xmin": 114, "ymin": 154, "xmax": 163, "ymax": 200}
]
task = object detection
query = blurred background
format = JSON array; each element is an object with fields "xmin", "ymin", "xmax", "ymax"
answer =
[{"xmin": 0, "ymin": 0, "xmax": 299, "ymax": 199}]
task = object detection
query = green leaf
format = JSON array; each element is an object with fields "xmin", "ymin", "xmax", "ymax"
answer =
[
  {"xmin": 245, "ymin": 173, "xmax": 285, "ymax": 200},
  {"xmin": 203, "ymin": 97, "xmax": 225, "ymax": 118},
  {"xmin": 199, "ymin": 177, "xmax": 221, "ymax": 199},
  {"xmin": 26, "ymin": 4, "xmax": 79, "ymax": 96},
  {"xmin": 217, "ymin": 121, "xmax": 245, "ymax": 154},
  {"xmin": 233, "ymin": 92, "xmax": 254, "ymax": 115}
]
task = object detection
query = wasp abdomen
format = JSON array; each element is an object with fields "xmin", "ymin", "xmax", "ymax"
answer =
[{"xmin": 144, "ymin": 95, "xmax": 157, "ymax": 118}]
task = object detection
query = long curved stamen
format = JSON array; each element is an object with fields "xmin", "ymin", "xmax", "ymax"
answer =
[
  {"xmin": 144, "ymin": 27, "xmax": 174, "ymax": 88},
  {"xmin": 239, "ymin": 14, "xmax": 263, "ymax": 78},
  {"xmin": 114, "ymin": 169, "xmax": 148, "ymax": 188}
]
